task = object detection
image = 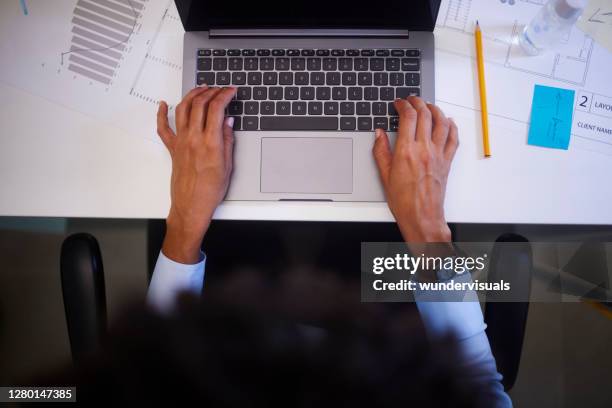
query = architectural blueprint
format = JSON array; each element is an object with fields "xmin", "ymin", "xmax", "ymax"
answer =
[{"xmin": 434, "ymin": 0, "xmax": 612, "ymax": 154}]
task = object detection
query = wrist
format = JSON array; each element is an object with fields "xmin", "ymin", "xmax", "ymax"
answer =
[
  {"xmin": 162, "ymin": 213, "xmax": 209, "ymax": 264},
  {"xmin": 397, "ymin": 218, "xmax": 451, "ymax": 243}
]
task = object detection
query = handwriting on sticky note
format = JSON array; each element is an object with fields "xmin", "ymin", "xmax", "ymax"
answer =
[{"xmin": 528, "ymin": 85, "xmax": 575, "ymax": 150}]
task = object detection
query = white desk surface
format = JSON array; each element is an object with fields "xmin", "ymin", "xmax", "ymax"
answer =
[{"xmin": 1, "ymin": 0, "xmax": 611, "ymax": 224}]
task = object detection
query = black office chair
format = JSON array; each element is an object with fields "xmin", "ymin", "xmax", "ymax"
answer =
[{"xmin": 60, "ymin": 225, "xmax": 532, "ymax": 391}]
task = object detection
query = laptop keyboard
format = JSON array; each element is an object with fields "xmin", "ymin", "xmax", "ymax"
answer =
[{"xmin": 196, "ymin": 48, "xmax": 421, "ymax": 131}]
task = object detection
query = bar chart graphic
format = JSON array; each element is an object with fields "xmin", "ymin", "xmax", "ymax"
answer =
[{"xmin": 64, "ymin": 0, "xmax": 148, "ymax": 85}]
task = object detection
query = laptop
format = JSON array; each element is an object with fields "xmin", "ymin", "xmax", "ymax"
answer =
[{"xmin": 175, "ymin": 0, "xmax": 441, "ymax": 202}]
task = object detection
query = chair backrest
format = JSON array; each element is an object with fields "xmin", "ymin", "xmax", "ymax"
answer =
[
  {"xmin": 60, "ymin": 233, "xmax": 107, "ymax": 364},
  {"xmin": 484, "ymin": 234, "xmax": 532, "ymax": 391}
]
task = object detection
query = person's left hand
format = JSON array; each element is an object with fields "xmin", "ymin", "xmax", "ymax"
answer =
[{"xmin": 156, "ymin": 86, "xmax": 237, "ymax": 263}]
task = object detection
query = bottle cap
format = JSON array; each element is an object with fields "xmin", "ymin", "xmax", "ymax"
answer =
[{"xmin": 555, "ymin": 0, "xmax": 587, "ymax": 19}]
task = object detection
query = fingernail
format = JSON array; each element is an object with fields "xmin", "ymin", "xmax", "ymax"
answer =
[
  {"xmin": 375, "ymin": 128, "xmax": 382, "ymax": 139},
  {"xmin": 226, "ymin": 117, "xmax": 235, "ymax": 128}
]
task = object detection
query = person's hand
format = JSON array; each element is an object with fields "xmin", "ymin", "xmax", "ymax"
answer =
[
  {"xmin": 156, "ymin": 86, "xmax": 237, "ymax": 263},
  {"xmin": 373, "ymin": 96, "xmax": 459, "ymax": 243}
]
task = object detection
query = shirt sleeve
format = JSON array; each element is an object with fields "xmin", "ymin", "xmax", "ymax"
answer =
[
  {"xmin": 415, "ymin": 273, "xmax": 513, "ymax": 408},
  {"xmin": 147, "ymin": 250, "xmax": 206, "ymax": 313}
]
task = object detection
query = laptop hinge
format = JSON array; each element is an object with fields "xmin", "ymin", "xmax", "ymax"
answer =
[{"xmin": 208, "ymin": 29, "xmax": 410, "ymax": 38}]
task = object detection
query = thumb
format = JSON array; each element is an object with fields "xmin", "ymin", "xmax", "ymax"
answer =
[
  {"xmin": 223, "ymin": 117, "xmax": 235, "ymax": 172},
  {"xmin": 372, "ymin": 128, "xmax": 392, "ymax": 188}
]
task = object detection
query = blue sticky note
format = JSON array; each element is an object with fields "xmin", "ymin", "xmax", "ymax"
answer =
[{"xmin": 528, "ymin": 85, "xmax": 575, "ymax": 150}]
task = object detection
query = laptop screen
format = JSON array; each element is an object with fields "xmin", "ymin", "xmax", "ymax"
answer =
[{"xmin": 175, "ymin": 0, "xmax": 441, "ymax": 32}]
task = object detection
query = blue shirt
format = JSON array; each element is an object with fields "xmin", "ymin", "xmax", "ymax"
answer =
[{"xmin": 148, "ymin": 251, "xmax": 512, "ymax": 407}]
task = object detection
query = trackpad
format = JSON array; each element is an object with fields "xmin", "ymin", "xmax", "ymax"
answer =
[{"xmin": 260, "ymin": 138, "xmax": 353, "ymax": 194}]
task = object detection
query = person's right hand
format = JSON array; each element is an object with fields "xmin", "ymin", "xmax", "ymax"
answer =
[{"xmin": 372, "ymin": 96, "xmax": 459, "ymax": 243}]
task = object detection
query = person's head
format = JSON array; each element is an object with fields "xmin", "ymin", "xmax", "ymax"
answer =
[{"xmin": 48, "ymin": 271, "xmax": 487, "ymax": 406}]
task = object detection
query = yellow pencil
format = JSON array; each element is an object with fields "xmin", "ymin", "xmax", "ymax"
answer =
[{"xmin": 475, "ymin": 20, "xmax": 491, "ymax": 158}]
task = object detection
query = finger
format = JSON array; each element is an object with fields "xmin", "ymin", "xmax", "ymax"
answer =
[
  {"xmin": 444, "ymin": 118, "xmax": 459, "ymax": 161},
  {"xmin": 204, "ymin": 87, "xmax": 237, "ymax": 142},
  {"xmin": 175, "ymin": 86, "xmax": 208, "ymax": 132},
  {"xmin": 427, "ymin": 103, "xmax": 450, "ymax": 149},
  {"xmin": 408, "ymin": 96, "xmax": 432, "ymax": 145},
  {"xmin": 223, "ymin": 117, "xmax": 235, "ymax": 173},
  {"xmin": 189, "ymin": 87, "xmax": 223, "ymax": 133},
  {"xmin": 156, "ymin": 101, "xmax": 176, "ymax": 151},
  {"xmin": 393, "ymin": 98, "xmax": 417, "ymax": 150},
  {"xmin": 372, "ymin": 128, "xmax": 392, "ymax": 188}
]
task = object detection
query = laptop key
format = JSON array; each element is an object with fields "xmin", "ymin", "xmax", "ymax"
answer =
[
  {"xmin": 356, "ymin": 102, "xmax": 370, "ymax": 115},
  {"xmin": 241, "ymin": 49, "xmax": 256, "ymax": 56},
  {"xmin": 390, "ymin": 73, "xmax": 404, "ymax": 86},
  {"xmin": 316, "ymin": 49, "xmax": 330, "ymax": 56},
  {"xmin": 396, "ymin": 87, "xmax": 420, "ymax": 98},
  {"xmin": 360, "ymin": 49, "xmax": 374, "ymax": 56},
  {"xmin": 364, "ymin": 87, "xmax": 378, "ymax": 101},
  {"xmin": 340, "ymin": 117, "xmax": 356, "ymax": 130},
  {"xmin": 339, "ymin": 58, "xmax": 352, "ymax": 71},
  {"xmin": 340, "ymin": 102, "xmax": 354, "ymax": 115},
  {"xmin": 245, "ymin": 57, "xmax": 258, "ymax": 70},
  {"xmin": 257, "ymin": 49, "xmax": 271, "ymax": 56},
  {"xmin": 388, "ymin": 102, "xmax": 398, "ymax": 116},
  {"xmin": 406, "ymin": 73, "xmax": 420, "ymax": 86},
  {"xmin": 301, "ymin": 49, "xmax": 315, "ymax": 56},
  {"xmin": 401, "ymin": 58, "xmax": 420, "ymax": 71},
  {"xmin": 348, "ymin": 87, "xmax": 362, "ymax": 100},
  {"xmin": 269, "ymin": 87, "xmax": 283, "ymax": 100},
  {"xmin": 311, "ymin": 72, "xmax": 325, "ymax": 85},
  {"xmin": 295, "ymin": 72, "xmax": 309, "ymax": 85},
  {"xmin": 263, "ymin": 72, "xmax": 278, "ymax": 85},
  {"xmin": 243, "ymin": 116, "xmax": 258, "ymax": 130},
  {"xmin": 406, "ymin": 50, "xmax": 420, "ymax": 57},
  {"xmin": 248, "ymin": 72, "xmax": 262, "ymax": 85},
  {"xmin": 358, "ymin": 72, "xmax": 372, "ymax": 85},
  {"xmin": 326, "ymin": 72, "xmax": 341, "ymax": 85},
  {"xmin": 231, "ymin": 72, "xmax": 246, "ymax": 85},
  {"xmin": 324, "ymin": 102, "xmax": 339, "ymax": 115},
  {"xmin": 322, "ymin": 58, "xmax": 337, "ymax": 71},
  {"xmin": 390, "ymin": 116, "xmax": 400, "ymax": 131},
  {"xmin": 376, "ymin": 49, "xmax": 390, "ymax": 56},
  {"xmin": 347, "ymin": 49, "xmax": 360, "ymax": 56},
  {"xmin": 331, "ymin": 49, "xmax": 345, "ymax": 56},
  {"xmin": 213, "ymin": 58, "xmax": 227, "ymax": 70},
  {"xmin": 276, "ymin": 58, "xmax": 290, "ymax": 71},
  {"xmin": 291, "ymin": 58, "xmax": 306, "ymax": 70},
  {"xmin": 374, "ymin": 117, "xmax": 388, "ymax": 130},
  {"xmin": 197, "ymin": 72, "xmax": 215, "ymax": 86},
  {"xmin": 198, "ymin": 49, "xmax": 212, "ymax": 56},
  {"xmin": 213, "ymin": 49, "xmax": 226, "ymax": 56},
  {"xmin": 227, "ymin": 49, "xmax": 241, "ymax": 56},
  {"xmin": 228, "ymin": 58, "xmax": 242, "ymax": 70},
  {"xmin": 216, "ymin": 72, "xmax": 230, "ymax": 85},
  {"xmin": 354, "ymin": 58, "xmax": 368, "ymax": 71},
  {"xmin": 260, "ymin": 116, "xmax": 338, "ymax": 130},
  {"xmin": 358, "ymin": 117, "xmax": 372, "ymax": 130},
  {"xmin": 332, "ymin": 87, "xmax": 347, "ymax": 100},
  {"xmin": 316, "ymin": 87, "xmax": 331, "ymax": 100},
  {"xmin": 308, "ymin": 102, "xmax": 323, "ymax": 115},
  {"xmin": 272, "ymin": 49, "xmax": 285, "ymax": 56},
  {"xmin": 307, "ymin": 58, "xmax": 321, "ymax": 71},
  {"xmin": 276, "ymin": 101, "xmax": 291, "ymax": 115},
  {"xmin": 279, "ymin": 72, "xmax": 293, "ymax": 85},
  {"xmin": 287, "ymin": 49, "xmax": 300, "ymax": 56},
  {"xmin": 261, "ymin": 101, "xmax": 275, "ymax": 115},
  {"xmin": 380, "ymin": 87, "xmax": 394, "ymax": 101},
  {"xmin": 228, "ymin": 101, "xmax": 243, "ymax": 115},
  {"xmin": 374, "ymin": 72, "xmax": 388, "ymax": 86},
  {"xmin": 197, "ymin": 58, "xmax": 212, "ymax": 71},
  {"xmin": 372, "ymin": 102, "xmax": 386, "ymax": 115},
  {"xmin": 253, "ymin": 87, "xmax": 267, "ymax": 100},
  {"xmin": 285, "ymin": 87, "xmax": 299, "ymax": 100},
  {"xmin": 260, "ymin": 58, "xmax": 274, "ymax": 70},
  {"xmin": 301, "ymin": 87, "xmax": 315, "ymax": 100},
  {"xmin": 245, "ymin": 101, "xmax": 258, "ymax": 115},
  {"xmin": 391, "ymin": 50, "xmax": 404, "ymax": 57},
  {"xmin": 370, "ymin": 58, "xmax": 384, "ymax": 71},
  {"xmin": 230, "ymin": 116, "xmax": 241, "ymax": 130},
  {"xmin": 237, "ymin": 87, "xmax": 251, "ymax": 100},
  {"xmin": 342, "ymin": 72, "xmax": 356, "ymax": 85},
  {"xmin": 386, "ymin": 58, "xmax": 400, "ymax": 71}
]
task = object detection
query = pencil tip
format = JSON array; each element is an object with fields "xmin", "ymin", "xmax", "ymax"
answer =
[{"xmin": 476, "ymin": 19, "xmax": 479, "ymax": 26}]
